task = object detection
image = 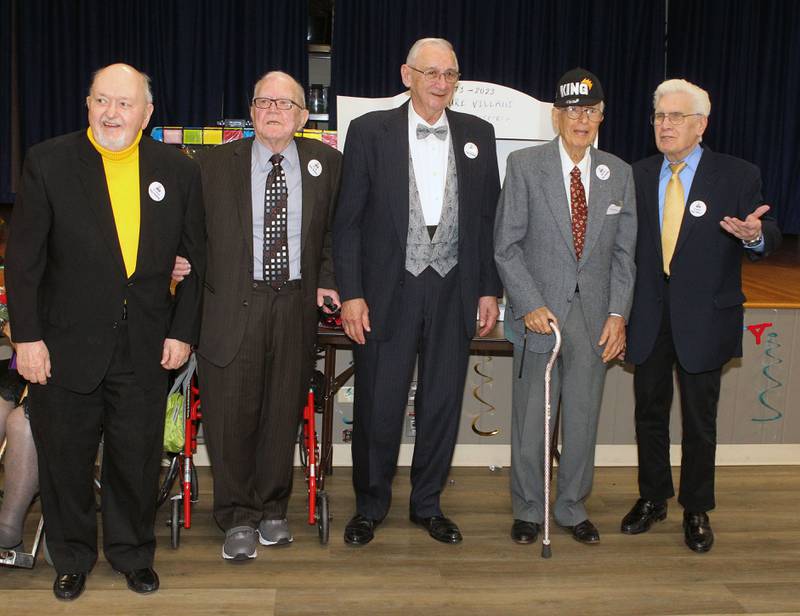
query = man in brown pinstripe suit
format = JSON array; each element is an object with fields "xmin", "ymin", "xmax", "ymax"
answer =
[{"xmin": 194, "ymin": 71, "xmax": 341, "ymax": 560}]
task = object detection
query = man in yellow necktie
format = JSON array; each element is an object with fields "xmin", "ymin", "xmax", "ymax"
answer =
[
  {"xmin": 6, "ymin": 63, "xmax": 205, "ymax": 600},
  {"xmin": 622, "ymin": 78, "xmax": 781, "ymax": 554}
]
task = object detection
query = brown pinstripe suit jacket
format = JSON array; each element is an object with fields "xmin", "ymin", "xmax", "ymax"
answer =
[{"xmin": 196, "ymin": 136, "xmax": 341, "ymax": 369}]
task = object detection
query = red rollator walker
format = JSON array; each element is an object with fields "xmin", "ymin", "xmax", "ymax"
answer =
[
  {"xmin": 301, "ymin": 388, "xmax": 331, "ymax": 544},
  {"xmin": 158, "ymin": 353, "xmax": 202, "ymax": 548}
]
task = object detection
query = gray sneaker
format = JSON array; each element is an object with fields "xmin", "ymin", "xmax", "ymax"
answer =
[
  {"xmin": 222, "ymin": 526, "xmax": 257, "ymax": 560},
  {"xmin": 258, "ymin": 518, "xmax": 293, "ymax": 546}
]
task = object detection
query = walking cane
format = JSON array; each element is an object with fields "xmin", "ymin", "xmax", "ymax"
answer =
[{"xmin": 541, "ymin": 320, "xmax": 561, "ymax": 558}]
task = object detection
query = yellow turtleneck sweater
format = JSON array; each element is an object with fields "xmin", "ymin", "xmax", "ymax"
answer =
[{"xmin": 87, "ymin": 127, "xmax": 141, "ymax": 277}]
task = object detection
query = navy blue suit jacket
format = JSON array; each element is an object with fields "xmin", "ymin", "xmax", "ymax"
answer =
[{"xmin": 626, "ymin": 147, "xmax": 781, "ymax": 373}]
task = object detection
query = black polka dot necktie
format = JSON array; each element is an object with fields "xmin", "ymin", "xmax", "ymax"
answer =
[{"xmin": 263, "ymin": 153, "xmax": 289, "ymax": 289}]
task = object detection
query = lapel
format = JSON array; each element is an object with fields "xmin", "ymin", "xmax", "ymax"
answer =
[
  {"xmin": 580, "ymin": 147, "xmax": 613, "ymax": 267},
  {"xmin": 638, "ymin": 155, "xmax": 664, "ymax": 264},
  {"xmin": 385, "ymin": 102, "xmax": 411, "ymax": 249},
  {"xmin": 444, "ymin": 108, "xmax": 468, "ymax": 245},
  {"xmin": 76, "ymin": 132, "xmax": 127, "ymax": 279},
  {"xmin": 135, "ymin": 136, "xmax": 162, "ymax": 278},
  {"xmin": 541, "ymin": 138, "xmax": 577, "ymax": 261},
  {"xmin": 674, "ymin": 147, "xmax": 717, "ymax": 259},
  {"xmin": 233, "ymin": 138, "xmax": 255, "ymax": 265},
  {"xmin": 294, "ymin": 137, "xmax": 315, "ymax": 259}
]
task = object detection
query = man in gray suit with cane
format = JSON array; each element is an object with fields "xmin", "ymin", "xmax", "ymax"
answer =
[{"xmin": 494, "ymin": 69, "xmax": 636, "ymax": 545}]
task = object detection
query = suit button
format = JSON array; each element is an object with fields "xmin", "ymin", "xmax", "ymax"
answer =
[
  {"xmin": 127, "ymin": 281, "xmax": 134, "ymax": 287},
  {"xmin": 252, "ymin": 282, "xmax": 258, "ymax": 289},
  {"xmin": 112, "ymin": 321, "xmax": 118, "ymax": 328},
  {"xmin": 399, "ymin": 281, "xmax": 404, "ymax": 287},
  {"xmin": 242, "ymin": 300, "xmax": 249, "ymax": 307}
]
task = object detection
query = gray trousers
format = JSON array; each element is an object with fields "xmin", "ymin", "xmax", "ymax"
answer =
[{"xmin": 510, "ymin": 295, "xmax": 608, "ymax": 526}]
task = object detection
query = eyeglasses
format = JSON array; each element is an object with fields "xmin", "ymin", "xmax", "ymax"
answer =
[
  {"xmin": 252, "ymin": 97, "xmax": 304, "ymax": 111},
  {"xmin": 562, "ymin": 106, "xmax": 604, "ymax": 122},
  {"xmin": 407, "ymin": 65, "xmax": 461, "ymax": 84},
  {"xmin": 650, "ymin": 112, "xmax": 703, "ymax": 126}
]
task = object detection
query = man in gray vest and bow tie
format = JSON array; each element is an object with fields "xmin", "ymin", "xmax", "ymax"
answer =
[
  {"xmin": 334, "ymin": 38, "xmax": 502, "ymax": 545},
  {"xmin": 495, "ymin": 69, "xmax": 637, "ymax": 546}
]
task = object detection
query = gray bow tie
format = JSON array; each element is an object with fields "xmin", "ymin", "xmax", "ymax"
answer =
[{"xmin": 416, "ymin": 124, "xmax": 448, "ymax": 140}]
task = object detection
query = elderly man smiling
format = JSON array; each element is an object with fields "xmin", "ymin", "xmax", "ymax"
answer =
[
  {"xmin": 334, "ymin": 38, "xmax": 502, "ymax": 546},
  {"xmin": 6, "ymin": 63, "xmax": 205, "ymax": 600}
]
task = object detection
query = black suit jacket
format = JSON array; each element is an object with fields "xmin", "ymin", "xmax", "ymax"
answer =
[
  {"xmin": 6, "ymin": 130, "xmax": 206, "ymax": 393},
  {"xmin": 333, "ymin": 102, "xmax": 502, "ymax": 340},
  {"xmin": 626, "ymin": 148, "xmax": 781, "ymax": 373},
  {"xmin": 197, "ymin": 137, "xmax": 341, "ymax": 368}
]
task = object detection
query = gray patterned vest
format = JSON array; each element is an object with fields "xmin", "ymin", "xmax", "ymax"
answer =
[{"xmin": 405, "ymin": 138, "xmax": 459, "ymax": 277}]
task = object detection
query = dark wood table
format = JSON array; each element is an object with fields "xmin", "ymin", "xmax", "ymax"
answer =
[{"xmin": 315, "ymin": 323, "xmax": 513, "ymax": 481}]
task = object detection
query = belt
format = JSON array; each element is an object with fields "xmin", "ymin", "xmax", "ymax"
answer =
[{"xmin": 251, "ymin": 279, "xmax": 301, "ymax": 291}]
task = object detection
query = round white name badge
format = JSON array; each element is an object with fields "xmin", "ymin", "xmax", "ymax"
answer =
[
  {"xmin": 307, "ymin": 159, "xmax": 323, "ymax": 177},
  {"xmin": 595, "ymin": 164, "xmax": 611, "ymax": 181},
  {"xmin": 148, "ymin": 181, "xmax": 165, "ymax": 202},
  {"xmin": 464, "ymin": 142, "xmax": 479, "ymax": 159},
  {"xmin": 689, "ymin": 200, "xmax": 707, "ymax": 217}
]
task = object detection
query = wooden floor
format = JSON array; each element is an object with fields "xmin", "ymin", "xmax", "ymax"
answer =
[
  {"xmin": 742, "ymin": 234, "xmax": 800, "ymax": 308},
  {"xmin": 1, "ymin": 465, "xmax": 799, "ymax": 615}
]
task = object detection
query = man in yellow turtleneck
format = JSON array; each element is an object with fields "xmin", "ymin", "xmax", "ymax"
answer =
[{"xmin": 6, "ymin": 63, "xmax": 205, "ymax": 601}]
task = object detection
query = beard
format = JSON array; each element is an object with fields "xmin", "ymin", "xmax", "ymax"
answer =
[{"xmin": 93, "ymin": 127, "xmax": 131, "ymax": 151}]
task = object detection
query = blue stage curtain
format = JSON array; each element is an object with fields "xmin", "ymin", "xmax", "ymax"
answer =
[
  {"xmin": 330, "ymin": 0, "xmax": 665, "ymax": 164},
  {"xmin": 0, "ymin": 0, "xmax": 13, "ymax": 202},
  {"xmin": 666, "ymin": 0, "xmax": 800, "ymax": 233},
  {"xmin": 11, "ymin": 0, "xmax": 308, "ymax": 185}
]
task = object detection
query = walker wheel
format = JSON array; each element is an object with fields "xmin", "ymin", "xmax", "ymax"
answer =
[
  {"xmin": 316, "ymin": 491, "xmax": 330, "ymax": 545},
  {"xmin": 170, "ymin": 498, "xmax": 181, "ymax": 549}
]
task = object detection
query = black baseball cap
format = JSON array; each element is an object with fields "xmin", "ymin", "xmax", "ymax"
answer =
[{"xmin": 554, "ymin": 68, "xmax": 604, "ymax": 107}]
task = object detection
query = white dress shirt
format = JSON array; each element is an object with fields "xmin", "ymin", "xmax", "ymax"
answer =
[
  {"xmin": 558, "ymin": 137, "xmax": 591, "ymax": 219},
  {"xmin": 408, "ymin": 103, "xmax": 450, "ymax": 225}
]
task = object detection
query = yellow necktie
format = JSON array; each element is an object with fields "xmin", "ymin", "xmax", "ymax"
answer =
[{"xmin": 661, "ymin": 161, "xmax": 687, "ymax": 275}]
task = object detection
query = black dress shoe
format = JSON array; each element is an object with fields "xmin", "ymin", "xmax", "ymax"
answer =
[
  {"xmin": 511, "ymin": 520, "xmax": 540, "ymax": 544},
  {"xmin": 410, "ymin": 514, "xmax": 462, "ymax": 544},
  {"xmin": 53, "ymin": 572, "xmax": 87, "ymax": 601},
  {"xmin": 621, "ymin": 498, "xmax": 668, "ymax": 535},
  {"xmin": 344, "ymin": 514, "xmax": 379, "ymax": 546},
  {"xmin": 683, "ymin": 511, "xmax": 714, "ymax": 553},
  {"xmin": 116, "ymin": 567, "xmax": 160, "ymax": 594},
  {"xmin": 565, "ymin": 519, "xmax": 600, "ymax": 544}
]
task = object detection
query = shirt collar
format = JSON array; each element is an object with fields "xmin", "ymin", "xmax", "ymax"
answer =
[
  {"xmin": 408, "ymin": 101, "xmax": 449, "ymax": 130},
  {"xmin": 660, "ymin": 143, "xmax": 703, "ymax": 176},
  {"xmin": 557, "ymin": 137, "xmax": 591, "ymax": 178},
  {"xmin": 253, "ymin": 137, "xmax": 299, "ymax": 172}
]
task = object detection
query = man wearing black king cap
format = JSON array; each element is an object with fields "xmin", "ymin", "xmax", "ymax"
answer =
[{"xmin": 495, "ymin": 68, "xmax": 637, "ymax": 545}]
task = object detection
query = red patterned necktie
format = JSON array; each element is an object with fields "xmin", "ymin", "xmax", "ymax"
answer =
[
  {"xmin": 570, "ymin": 166, "xmax": 588, "ymax": 259},
  {"xmin": 263, "ymin": 153, "xmax": 289, "ymax": 289}
]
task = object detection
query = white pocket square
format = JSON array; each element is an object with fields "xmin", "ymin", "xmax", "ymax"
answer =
[{"xmin": 606, "ymin": 203, "xmax": 622, "ymax": 215}]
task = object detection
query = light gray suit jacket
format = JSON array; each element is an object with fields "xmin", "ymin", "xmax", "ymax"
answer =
[{"xmin": 494, "ymin": 137, "xmax": 637, "ymax": 354}]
